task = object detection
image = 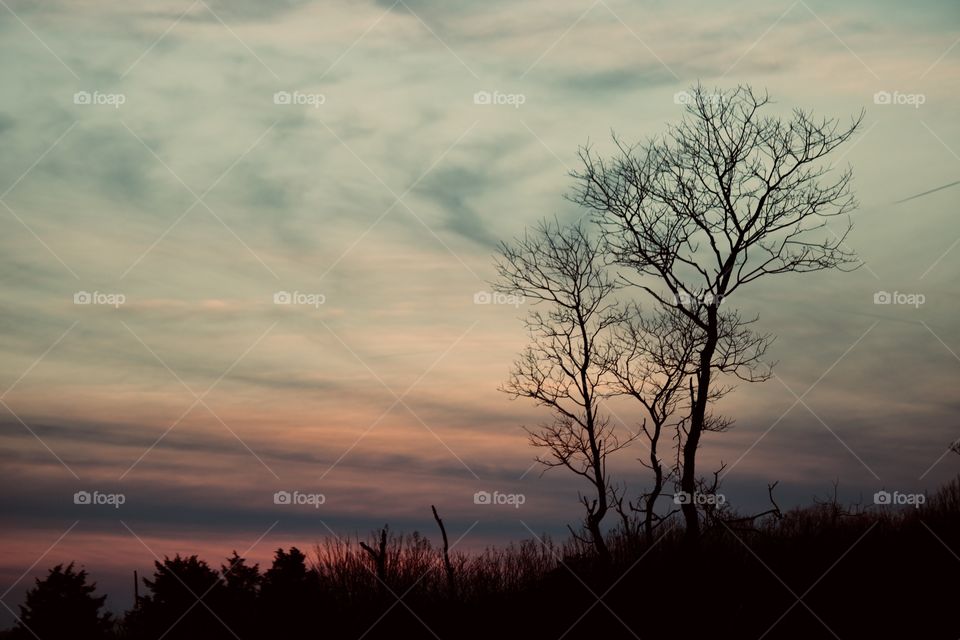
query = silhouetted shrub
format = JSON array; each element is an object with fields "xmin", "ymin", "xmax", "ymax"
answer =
[
  {"xmin": 124, "ymin": 555, "xmax": 229, "ymax": 640},
  {"xmin": 11, "ymin": 563, "xmax": 112, "ymax": 640},
  {"xmin": 220, "ymin": 551, "xmax": 261, "ymax": 633},
  {"xmin": 260, "ymin": 547, "xmax": 320, "ymax": 636},
  {"xmin": 7, "ymin": 476, "xmax": 959, "ymax": 639}
]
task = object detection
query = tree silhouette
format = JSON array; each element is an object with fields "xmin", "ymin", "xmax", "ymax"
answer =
[
  {"xmin": 494, "ymin": 217, "xmax": 635, "ymax": 562},
  {"xmin": 601, "ymin": 306, "xmax": 699, "ymax": 542},
  {"xmin": 220, "ymin": 551, "xmax": 261, "ymax": 633},
  {"xmin": 12, "ymin": 563, "xmax": 112, "ymax": 640},
  {"xmin": 571, "ymin": 84, "xmax": 861, "ymax": 542},
  {"xmin": 359, "ymin": 527, "xmax": 389, "ymax": 595},
  {"xmin": 260, "ymin": 547, "xmax": 320, "ymax": 635},
  {"xmin": 221, "ymin": 551, "xmax": 260, "ymax": 602},
  {"xmin": 127, "ymin": 554, "xmax": 230, "ymax": 640}
]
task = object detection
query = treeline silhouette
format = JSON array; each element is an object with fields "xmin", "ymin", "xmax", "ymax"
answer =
[{"xmin": 4, "ymin": 475, "xmax": 958, "ymax": 640}]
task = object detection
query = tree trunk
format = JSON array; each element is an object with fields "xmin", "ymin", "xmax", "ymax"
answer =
[
  {"xmin": 580, "ymin": 310, "xmax": 611, "ymax": 564},
  {"xmin": 431, "ymin": 505, "xmax": 456, "ymax": 599},
  {"xmin": 360, "ymin": 527, "xmax": 388, "ymax": 596},
  {"xmin": 681, "ymin": 309, "xmax": 718, "ymax": 544},
  {"xmin": 587, "ymin": 509, "xmax": 611, "ymax": 564},
  {"xmin": 586, "ymin": 413, "xmax": 610, "ymax": 563},
  {"xmin": 644, "ymin": 440, "xmax": 663, "ymax": 544}
]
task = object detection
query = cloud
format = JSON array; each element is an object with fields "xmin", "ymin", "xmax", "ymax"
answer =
[
  {"xmin": 1, "ymin": 3, "xmax": 959, "ymax": 627},
  {"xmin": 413, "ymin": 165, "xmax": 501, "ymax": 247}
]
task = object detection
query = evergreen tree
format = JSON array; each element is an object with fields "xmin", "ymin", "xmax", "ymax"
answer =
[{"xmin": 13, "ymin": 563, "xmax": 112, "ymax": 640}]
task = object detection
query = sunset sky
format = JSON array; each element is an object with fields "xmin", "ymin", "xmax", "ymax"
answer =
[{"xmin": 1, "ymin": 0, "xmax": 958, "ymax": 619}]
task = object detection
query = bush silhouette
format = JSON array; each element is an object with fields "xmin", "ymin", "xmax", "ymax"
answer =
[
  {"xmin": 219, "ymin": 551, "xmax": 261, "ymax": 632},
  {"xmin": 5, "ymin": 480, "xmax": 958, "ymax": 639},
  {"xmin": 260, "ymin": 547, "xmax": 320, "ymax": 635},
  {"xmin": 125, "ymin": 554, "xmax": 230, "ymax": 640},
  {"xmin": 11, "ymin": 563, "xmax": 112, "ymax": 640}
]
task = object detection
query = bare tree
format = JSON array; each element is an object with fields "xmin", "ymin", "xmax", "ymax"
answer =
[
  {"xmin": 602, "ymin": 306, "xmax": 696, "ymax": 543},
  {"xmin": 604, "ymin": 305, "xmax": 757, "ymax": 541},
  {"xmin": 359, "ymin": 526, "xmax": 388, "ymax": 595},
  {"xmin": 495, "ymin": 218, "xmax": 634, "ymax": 563},
  {"xmin": 572, "ymin": 84, "xmax": 862, "ymax": 542}
]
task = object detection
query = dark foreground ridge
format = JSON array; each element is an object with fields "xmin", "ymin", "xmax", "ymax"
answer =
[{"xmin": 5, "ymin": 476, "xmax": 959, "ymax": 640}]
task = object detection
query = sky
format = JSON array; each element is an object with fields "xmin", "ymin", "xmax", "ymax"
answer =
[{"xmin": 1, "ymin": 0, "xmax": 959, "ymax": 620}]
